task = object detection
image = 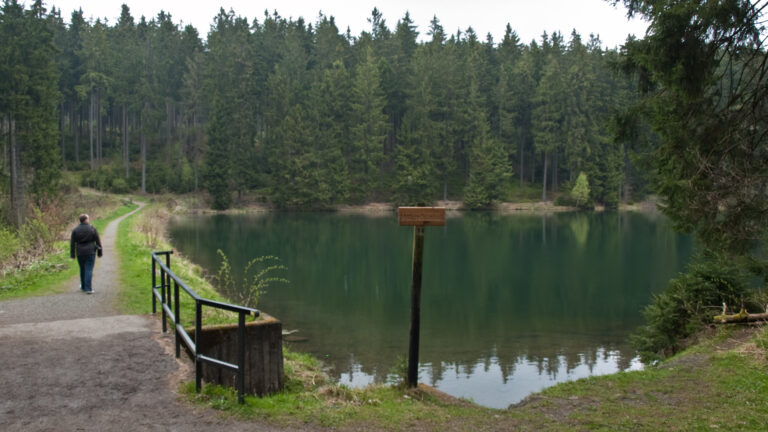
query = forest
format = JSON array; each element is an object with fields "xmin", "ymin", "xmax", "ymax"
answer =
[
  {"xmin": 2, "ymin": 0, "xmax": 768, "ymax": 371},
  {"xmin": 0, "ymin": 0, "xmax": 648, "ymax": 215}
]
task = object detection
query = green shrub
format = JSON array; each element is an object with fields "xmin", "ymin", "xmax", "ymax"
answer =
[
  {"xmin": 0, "ymin": 226, "xmax": 21, "ymax": 265},
  {"xmin": 81, "ymin": 164, "xmax": 139, "ymax": 194},
  {"xmin": 386, "ymin": 354, "xmax": 409, "ymax": 389},
  {"xmin": 83, "ymin": 167, "xmax": 110, "ymax": 191},
  {"xmin": 59, "ymin": 171, "xmax": 80, "ymax": 194},
  {"xmin": 18, "ymin": 217, "xmax": 53, "ymax": 253},
  {"xmin": 110, "ymin": 177, "xmax": 130, "ymax": 194},
  {"xmin": 554, "ymin": 194, "xmax": 577, "ymax": 206},
  {"xmin": 17, "ymin": 203, "xmax": 71, "ymax": 255},
  {"xmin": 505, "ymin": 182, "xmax": 542, "ymax": 202},
  {"xmin": 571, "ymin": 172, "xmax": 591, "ymax": 208},
  {"xmin": 213, "ymin": 250, "xmax": 289, "ymax": 309},
  {"xmin": 631, "ymin": 252, "xmax": 759, "ymax": 362},
  {"xmin": 463, "ymin": 184, "xmax": 491, "ymax": 209}
]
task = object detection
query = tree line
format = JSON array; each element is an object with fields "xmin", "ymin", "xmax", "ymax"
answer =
[{"xmin": 1, "ymin": 0, "xmax": 647, "ymax": 217}]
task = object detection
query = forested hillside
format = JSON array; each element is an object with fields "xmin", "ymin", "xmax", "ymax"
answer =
[{"xmin": 2, "ymin": 1, "xmax": 649, "ymax": 212}]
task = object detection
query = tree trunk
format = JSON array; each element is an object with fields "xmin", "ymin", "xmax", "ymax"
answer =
[
  {"xmin": 89, "ymin": 90, "xmax": 95, "ymax": 171},
  {"xmin": 552, "ymin": 151, "xmax": 558, "ymax": 195},
  {"xmin": 623, "ymin": 143, "xmax": 631, "ymax": 203},
  {"xmin": 541, "ymin": 151, "xmax": 548, "ymax": 202},
  {"xmin": 9, "ymin": 116, "xmax": 24, "ymax": 228},
  {"xmin": 3, "ymin": 115, "xmax": 8, "ymax": 174},
  {"xmin": 166, "ymin": 101, "xmax": 172, "ymax": 164},
  {"xmin": 714, "ymin": 306, "xmax": 768, "ymax": 323},
  {"xmin": 141, "ymin": 131, "xmax": 147, "ymax": 194},
  {"xmin": 180, "ymin": 109, "xmax": 186, "ymax": 168},
  {"xmin": 123, "ymin": 106, "xmax": 129, "ymax": 178},
  {"xmin": 97, "ymin": 89, "xmax": 103, "ymax": 167},
  {"xmin": 74, "ymin": 101, "xmax": 80, "ymax": 164},
  {"xmin": 193, "ymin": 112, "xmax": 199, "ymax": 192},
  {"xmin": 529, "ymin": 145, "xmax": 535, "ymax": 184},
  {"xmin": 59, "ymin": 102, "xmax": 65, "ymax": 167},
  {"xmin": 443, "ymin": 177, "xmax": 447, "ymax": 201},
  {"xmin": 141, "ymin": 107, "xmax": 147, "ymax": 195},
  {"xmin": 519, "ymin": 140, "xmax": 524, "ymax": 187}
]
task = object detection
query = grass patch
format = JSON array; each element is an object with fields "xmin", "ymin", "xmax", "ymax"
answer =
[
  {"xmin": 183, "ymin": 346, "xmax": 498, "ymax": 430},
  {"xmin": 0, "ymin": 199, "xmax": 137, "ymax": 301},
  {"xmin": 0, "ymin": 247, "xmax": 75, "ymax": 300},
  {"xmin": 115, "ymin": 200, "xmax": 243, "ymax": 327},
  {"xmin": 512, "ymin": 325, "xmax": 768, "ymax": 431}
]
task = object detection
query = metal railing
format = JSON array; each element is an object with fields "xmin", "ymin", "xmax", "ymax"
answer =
[{"xmin": 151, "ymin": 250, "xmax": 259, "ymax": 403}]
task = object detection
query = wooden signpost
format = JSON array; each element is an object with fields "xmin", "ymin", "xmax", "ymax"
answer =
[{"xmin": 398, "ymin": 207, "xmax": 446, "ymax": 388}]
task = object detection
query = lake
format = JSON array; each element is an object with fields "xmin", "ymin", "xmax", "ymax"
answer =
[{"xmin": 167, "ymin": 210, "xmax": 693, "ymax": 408}]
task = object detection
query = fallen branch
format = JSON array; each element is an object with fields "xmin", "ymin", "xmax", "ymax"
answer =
[{"xmin": 714, "ymin": 303, "xmax": 768, "ymax": 323}]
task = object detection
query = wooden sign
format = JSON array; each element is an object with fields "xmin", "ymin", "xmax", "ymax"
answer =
[
  {"xmin": 398, "ymin": 206, "xmax": 446, "ymax": 388},
  {"xmin": 398, "ymin": 207, "xmax": 446, "ymax": 226}
]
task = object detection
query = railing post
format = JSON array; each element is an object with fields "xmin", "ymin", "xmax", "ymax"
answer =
[
  {"xmin": 160, "ymin": 267, "xmax": 167, "ymax": 333},
  {"xmin": 165, "ymin": 252, "xmax": 172, "ymax": 310},
  {"xmin": 151, "ymin": 251, "xmax": 262, "ymax": 403},
  {"xmin": 195, "ymin": 300, "xmax": 202, "ymax": 394},
  {"xmin": 151, "ymin": 257, "xmax": 156, "ymax": 314},
  {"xmin": 237, "ymin": 311, "xmax": 246, "ymax": 404},
  {"xmin": 174, "ymin": 278, "xmax": 181, "ymax": 358}
]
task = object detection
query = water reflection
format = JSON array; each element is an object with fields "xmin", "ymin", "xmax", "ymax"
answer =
[{"xmin": 168, "ymin": 211, "xmax": 692, "ymax": 408}]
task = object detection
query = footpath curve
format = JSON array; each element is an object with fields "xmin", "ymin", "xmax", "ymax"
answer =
[{"xmin": 0, "ymin": 203, "xmax": 301, "ymax": 432}]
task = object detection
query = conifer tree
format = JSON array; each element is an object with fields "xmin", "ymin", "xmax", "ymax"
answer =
[
  {"xmin": 571, "ymin": 172, "xmax": 590, "ymax": 208},
  {"xmin": 349, "ymin": 47, "xmax": 387, "ymax": 202},
  {"xmin": 464, "ymin": 115, "xmax": 511, "ymax": 209},
  {"xmin": 0, "ymin": 0, "xmax": 61, "ymax": 226},
  {"xmin": 532, "ymin": 49, "xmax": 566, "ymax": 201},
  {"xmin": 618, "ymin": 0, "xmax": 768, "ymax": 254}
]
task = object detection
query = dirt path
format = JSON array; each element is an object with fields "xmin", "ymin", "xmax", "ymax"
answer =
[
  {"xmin": 0, "ymin": 205, "xmax": 305, "ymax": 432},
  {"xmin": 0, "ymin": 203, "xmax": 140, "ymax": 325}
]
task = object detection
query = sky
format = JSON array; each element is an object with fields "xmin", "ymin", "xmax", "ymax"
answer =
[{"xmin": 46, "ymin": 0, "xmax": 650, "ymax": 48}]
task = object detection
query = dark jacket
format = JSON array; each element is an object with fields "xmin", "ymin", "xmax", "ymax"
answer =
[{"xmin": 70, "ymin": 223, "xmax": 102, "ymax": 258}]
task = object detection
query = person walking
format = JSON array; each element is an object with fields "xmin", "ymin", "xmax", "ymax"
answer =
[{"xmin": 70, "ymin": 214, "xmax": 102, "ymax": 294}]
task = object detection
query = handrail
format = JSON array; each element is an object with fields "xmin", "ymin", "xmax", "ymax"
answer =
[{"xmin": 151, "ymin": 250, "xmax": 259, "ymax": 403}]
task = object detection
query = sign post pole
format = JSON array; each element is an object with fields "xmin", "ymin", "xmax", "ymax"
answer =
[
  {"xmin": 407, "ymin": 224, "xmax": 425, "ymax": 388},
  {"xmin": 398, "ymin": 207, "xmax": 445, "ymax": 389}
]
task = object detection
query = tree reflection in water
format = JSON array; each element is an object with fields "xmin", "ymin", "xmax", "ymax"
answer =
[{"xmin": 168, "ymin": 210, "xmax": 691, "ymax": 408}]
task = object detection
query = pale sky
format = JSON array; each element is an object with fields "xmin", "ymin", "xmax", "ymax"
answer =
[{"xmin": 46, "ymin": 0, "xmax": 649, "ymax": 48}]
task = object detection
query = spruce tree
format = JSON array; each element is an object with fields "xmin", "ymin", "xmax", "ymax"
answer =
[
  {"xmin": 349, "ymin": 47, "xmax": 387, "ymax": 202},
  {"xmin": 0, "ymin": 0, "xmax": 61, "ymax": 226},
  {"xmin": 464, "ymin": 116, "xmax": 511, "ymax": 209},
  {"xmin": 619, "ymin": 0, "xmax": 768, "ymax": 254}
]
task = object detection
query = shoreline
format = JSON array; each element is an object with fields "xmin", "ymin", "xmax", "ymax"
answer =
[{"xmin": 170, "ymin": 196, "xmax": 660, "ymax": 216}]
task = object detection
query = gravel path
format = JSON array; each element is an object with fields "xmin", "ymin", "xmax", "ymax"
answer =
[
  {"xmin": 0, "ymin": 203, "xmax": 134, "ymax": 325},
  {"xmin": 0, "ymin": 205, "xmax": 305, "ymax": 432}
]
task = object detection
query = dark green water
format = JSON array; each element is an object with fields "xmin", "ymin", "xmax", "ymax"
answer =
[{"xmin": 168, "ymin": 211, "xmax": 692, "ymax": 408}]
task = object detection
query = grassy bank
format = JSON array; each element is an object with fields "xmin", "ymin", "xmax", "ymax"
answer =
[
  {"xmin": 182, "ymin": 325, "xmax": 768, "ymax": 431},
  {"xmin": 115, "ymin": 199, "xmax": 240, "ymax": 326},
  {"xmin": 0, "ymin": 196, "xmax": 137, "ymax": 301}
]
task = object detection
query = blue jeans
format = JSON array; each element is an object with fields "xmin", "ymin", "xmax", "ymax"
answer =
[{"xmin": 77, "ymin": 254, "xmax": 96, "ymax": 292}]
